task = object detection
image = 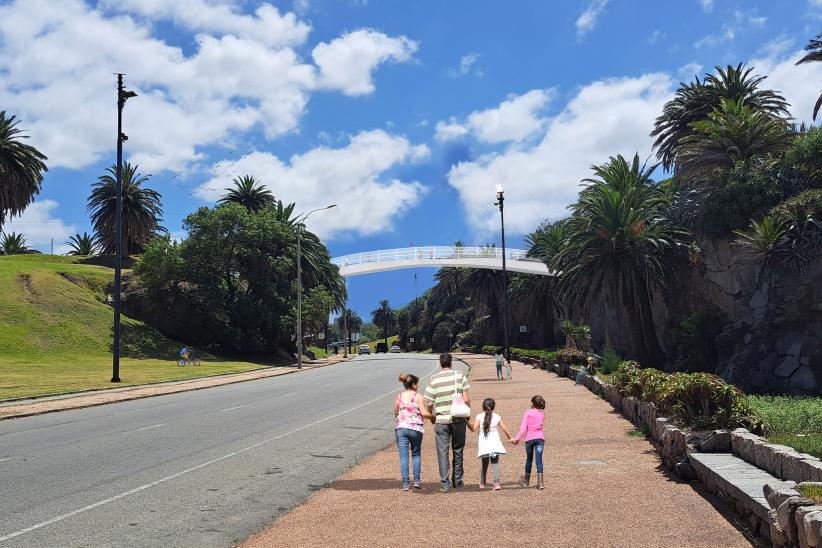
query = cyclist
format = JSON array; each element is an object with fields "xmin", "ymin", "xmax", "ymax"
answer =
[{"xmin": 179, "ymin": 346, "xmax": 191, "ymax": 362}]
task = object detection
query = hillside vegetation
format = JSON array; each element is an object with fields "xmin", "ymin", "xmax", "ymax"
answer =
[{"xmin": 0, "ymin": 255, "xmax": 264, "ymax": 400}]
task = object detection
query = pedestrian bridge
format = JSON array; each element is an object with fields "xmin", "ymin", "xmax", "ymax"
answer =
[{"xmin": 331, "ymin": 246, "xmax": 554, "ymax": 277}]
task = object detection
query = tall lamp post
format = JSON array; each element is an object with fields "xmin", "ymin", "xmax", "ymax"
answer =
[
  {"xmin": 112, "ymin": 74, "xmax": 137, "ymax": 383},
  {"xmin": 295, "ymin": 204, "xmax": 336, "ymax": 369},
  {"xmin": 494, "ymin": 184, "xmax": 511, "ymax": 366}
]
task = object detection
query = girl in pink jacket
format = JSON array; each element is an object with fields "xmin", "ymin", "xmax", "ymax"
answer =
[{"xmin": 511, "ymin": 395, "xmax": 546, "ymax": 490}]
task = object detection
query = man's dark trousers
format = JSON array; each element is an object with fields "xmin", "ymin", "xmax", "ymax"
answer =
[{"xmin": 434, "ymin": 420, "xmax": 466, "ymax": 489}]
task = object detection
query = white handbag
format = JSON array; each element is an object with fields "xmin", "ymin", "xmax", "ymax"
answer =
[{"xmin": 450, "ymin": 373, "xmax": 471, "ymax": 418}]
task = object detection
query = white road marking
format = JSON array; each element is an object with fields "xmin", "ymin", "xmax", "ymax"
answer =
[
  {"xmin": 281, "ymin": 393, "xmax": 297, "ymax": 398},
  {"xmin": 0, "ymin": 458, "xmax": 11, "ymax": 463},
  {"xmin": 219, "ymin": 405, "xmax": 246, "ymax": 412},
  {"xmin": 130, "ymin": 424, "xmax": 166, "ymax": 433},
  {"xmin": 0, "ymin": 361, "xmax": 439, "ymax": 544}
]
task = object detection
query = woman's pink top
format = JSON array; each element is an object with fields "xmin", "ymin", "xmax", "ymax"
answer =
[{"xmin": 514, "ymin": 408, "xmax": 545, "ymax": 442}]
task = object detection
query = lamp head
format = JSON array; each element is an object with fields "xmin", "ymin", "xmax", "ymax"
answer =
[{"xmin": 495, "ymin": 184, "xmax": 504, "ymax": 195}]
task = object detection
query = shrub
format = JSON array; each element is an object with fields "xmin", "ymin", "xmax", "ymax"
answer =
[
  {"xmin": 510, "ymin": 347, "xmax": 558, "ymax": 361},
  {"xmin": 599, "ymin": 341, "xmax": 622, "ymax": 374},
  {"xmin": 610, "ymin": 361, "xmax": 764, "ymax": 432},
  {"xmin": 556, "ymin": 348, "xmax": 588, "ymax": 367}
]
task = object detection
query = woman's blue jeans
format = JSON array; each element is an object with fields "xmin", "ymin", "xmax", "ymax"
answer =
[
  {"xmin": 396, "ymin": 428, "xmax": 423, "ymax": 485},
  {"xmin": 524, "ymin": 439, "xmax": 544, "ymax": 474}
]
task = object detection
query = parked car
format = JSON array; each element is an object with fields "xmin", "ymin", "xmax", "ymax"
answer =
[
  {"xmin": 375, "ymin": 342, "xmax": 389, "ymax": 353},
  {"xmin": 388, "ymin": 343, "xmax": 401, "ymax": 353},
  {"xmin": 358, "ymin": 344, "xmax": 370, "ymax": 355}
]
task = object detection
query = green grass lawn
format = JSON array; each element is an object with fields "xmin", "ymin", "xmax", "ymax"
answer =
[
  {"xmin": 0, "ymin": 255, "xmax": 268, "ymax": 400},
  {"xmin": 748, "ymin": 395, "xmax": 822, "ymax": 458},
  {"xmin": 799, "ymin": 483, "xmax": 822, "ymax": 503}
]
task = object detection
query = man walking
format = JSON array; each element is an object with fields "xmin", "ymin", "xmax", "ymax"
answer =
[{"xmin": 424, "ymin": 353, "xmax": 471, "ymax": 492}]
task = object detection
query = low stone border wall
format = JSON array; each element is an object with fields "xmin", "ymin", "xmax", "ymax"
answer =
[
  {"xmin": 732, "ymin": 429, "xmax": 822, "ymax": 484},
  {"xmin": 764, "ymin": 481, "xmax": 822, "ymax": 547}
]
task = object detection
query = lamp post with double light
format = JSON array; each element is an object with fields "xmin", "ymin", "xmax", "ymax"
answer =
[
  {"xmin": 294, "ymin": 204, "xmax": 336, "ymax": 369},
  {"xmin": 494, "ymin": 184, "xmax": 511, "ymax": 366}
]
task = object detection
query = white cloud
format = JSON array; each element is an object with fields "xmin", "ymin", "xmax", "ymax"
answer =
[
  {"xmin": 194, "ymin": 130, "xmax": 430, "ymax": 238},
  {"xmin": 449, "ymin": 52, "xmax": 482, "ymax": 77},
  {"xmin": 434, "ymin": 89, "xmax": 553, "ymax": 144},
  {"xmin": 0, "ymin": 1, "xmax": 416, "ymax": 175},
  {"xmin": 434, "ymin": 118, "xmax": 470, "ymax": 142},
  {"xmin": 101, "ymin": 0, "xmax": 311, "ymax": 48},
  {"xmin": 750, "ymin": 48, "xmax": 822, "ymax": 125},
  {"xmin": 699, "ymin": 0, "xmax": 714, "ymax": 13},
  {"xmin": 4, "ymin": 200, "xmax": 76, "ymax": 254},
  {"xmin": 576, "ymin": 0, "xmax": 609, "ymax": 39},
  {"xmin": 647, "ymin": 30, "xmax": 665, "ymax": 45},
  {"xmin": 446, "ymin": 73, "xmax": 674, "ymax": 234},
  {"xmin": 677, "ymin": 62, "xmax": 704, "ymax": 81},
  {"xmin": 312, "ymin": 29, "xmax": 418, "ymax": 96},
  {"xmin": 695, "ymin": 10, "xmax": 767, "ymax": 48}
]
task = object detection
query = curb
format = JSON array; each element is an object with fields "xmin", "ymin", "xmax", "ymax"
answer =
[{"xmin": 0, "ymin": 356, "xmax": 353, "ymax": 421}]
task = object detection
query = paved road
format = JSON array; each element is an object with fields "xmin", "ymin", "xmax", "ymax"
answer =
[{"xmin": 0, "ymin": 354, "xmax": 442, "ymax": 547}]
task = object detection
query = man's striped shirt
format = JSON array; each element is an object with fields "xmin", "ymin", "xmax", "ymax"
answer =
[{"xmin": 424, "ymin": 369, "xmax": 470, "ymax": 424}]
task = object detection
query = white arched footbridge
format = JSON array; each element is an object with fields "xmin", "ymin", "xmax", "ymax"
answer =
[{"xmin": 331, "ymin": 246, "xmax": 554, "ymax": 277}]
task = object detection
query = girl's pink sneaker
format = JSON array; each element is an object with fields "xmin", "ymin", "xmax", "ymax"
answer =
[
  {"xmin": 479, "ymin": 482, "xmax": 485, "ymax": 489},
  {"xmin": 492, "ymin": 483, "xmax": 501, "ymax": 490}
]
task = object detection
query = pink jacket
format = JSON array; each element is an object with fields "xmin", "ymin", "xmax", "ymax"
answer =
[{"xmin": 514, "ymin": 409, "xmax": 545, "ymax": 442}]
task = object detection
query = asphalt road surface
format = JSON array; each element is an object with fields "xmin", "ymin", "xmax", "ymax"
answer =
[{"xmin": 0, "ymin": 354, "xmax": 446, "ymax": 547}]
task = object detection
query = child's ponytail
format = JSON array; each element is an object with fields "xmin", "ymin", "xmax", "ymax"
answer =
[{"xmin": 482, "ymin": 398, "xmax": 495, "ymax": 436}]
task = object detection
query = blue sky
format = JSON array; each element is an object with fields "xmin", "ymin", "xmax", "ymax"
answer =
[{"xmin": 2, "ymin": 0, "xmax": 821, "ymax": 320}]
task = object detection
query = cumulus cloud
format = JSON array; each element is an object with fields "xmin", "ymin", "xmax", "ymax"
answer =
[
  {"xmin": 699, "ymin": 0, "xmax": 714, "ymax": 13},
  {"xmin": 312, "ymin": 29, "xmax": 418, "ymax": 96},
  {"xmin": 0, "ymin": 1, "xmax": 416, "ymax": 174},
  {"xmin": 576, "ymin": 0, "xmax": 609, "ymax": 39},
  {"xmin": 434, "ymin": 89, "xmax": 553, "ymax": 144},
  {"xmin": 194, "ymin": 130, "xmax": 430, "ymax": 238},
  {"xmin": 695, "ymin": 10, "xmax": 767, "ymax": 49},
  {"xmin": 677, "ymin": 62, "xmax": 704, "ymax": 80},
  {"xmin": 449, "ymin": 52, "xmax": 482, "ymax": 77},
  {"xmin": 750, "ymin": 48, "xmax": 822, "ymax": 125},
  {"xmin": 446, "ymin": 74, "xmax": 674, "ymax": 234},
  {"xmin": 4, "ymin": 200, "xmax": 77, "ymax": 254}
]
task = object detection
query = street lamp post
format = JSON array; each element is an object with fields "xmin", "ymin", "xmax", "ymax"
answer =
[
  {"xmin": 494, "ymin": 184, "xmax": 511, "ymax": 366},
  {"xmin": 112, "ymin": 74, "xmax": 137, "ymax": 383},
  {"xmin": 295, "ymin": 204, "xmax": 336, "ymax": 369}
]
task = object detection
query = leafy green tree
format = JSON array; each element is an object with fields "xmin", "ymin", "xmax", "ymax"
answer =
[
  {"xmin": 651, "ymin": 64, "xmax": 789, "ymax": 171},
  {"xmin": 0, "ymin": 112, "xmax": 48, "ymax": 231},
  {"xmin": 301, "ymin": 286, "xmax": 335, "ymax": 347},
  {"xmin": 217, "ymin": 175, "xmax": 274, "ymax": 212},
  {"xmin": 796, "ymin": 32, "xmax": 822, "ymax": 120},
  {"xmin": 0, "ymin": 231, "xmax": 28, "ymax": 255},
  {"xmin": 335, "ymin": 309, "xmax": 362, "ymax": 353},
  {"xmin": 675, "ymin": 98, "xmax": 794, "ymax": 185},
  {"xmin": 371, "ymin": 299, "xmax": 397, "ymax": 345},
  {"xmin": 551, "ymin": 154, "xmax": 690, "ymax": 366},
  {"xmin": 65, "ymin": 232, "xmax": 98, "ymax": 256},
  {"xmin": 87, "ymin": 162, "xmax": 165, "ymax": 255}
]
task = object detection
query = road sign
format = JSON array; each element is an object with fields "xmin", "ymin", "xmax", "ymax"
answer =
[
  {"xmin": 519, "ymin": 325, "xmax": 527, "ymax": 333},
  {"xmin": 317, "ymin": 332, "xmax": 325, "ymax": 340},
  {"xmin": 409, "ymin": 337, "xmax": 415, "ymax": 342}
]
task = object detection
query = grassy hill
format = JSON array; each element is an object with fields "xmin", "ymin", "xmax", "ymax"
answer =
[{"xmin": 0, "ymin": 255, "xmax": 266, "ymax": 400}]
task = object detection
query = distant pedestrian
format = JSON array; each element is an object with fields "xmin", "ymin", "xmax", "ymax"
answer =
[
  {"xmin": 511, "ymin": 395, "xmax": 546, "ymax": 490},
  {"xmin": 424, "ymin": 353, "xmax": 471, "ymax": 492},
  {"xmin": 505, "ymin": 358, "xmax": 513, "ymax": 380},
  {"xmin": 467, "ymin": 398, "xmax": 513, "ymax": 490},
  {"xmin": 494, "ymin": 352, "xmax": 504, "ymax": 380},
  {"xmin": 394, "ymin": 374, "xmax": 432, "ymax": 491}
]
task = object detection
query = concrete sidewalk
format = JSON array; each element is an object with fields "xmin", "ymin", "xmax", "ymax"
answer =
[
  {"xmin": 0, "ymin": 355, "xmax": 351, "ymax": 420},
  {"xmin": 242, "ymin": 353, "xmax": 756, "ymax": 548}
]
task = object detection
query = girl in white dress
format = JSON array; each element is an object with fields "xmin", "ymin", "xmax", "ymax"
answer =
[{"xmin": 467, "ymin": 398, "xmax": 513, "ymax": 490}]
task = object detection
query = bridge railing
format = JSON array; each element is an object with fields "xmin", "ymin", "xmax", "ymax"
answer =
[{"xmin": 331, "ymin": 246, "xmax": 542, "ymax": 268}]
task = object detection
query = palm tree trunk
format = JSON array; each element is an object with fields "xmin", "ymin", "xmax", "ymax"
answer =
[{"xmin": 635, "ymin": 275, "xmax": 665, "ymax": 365}]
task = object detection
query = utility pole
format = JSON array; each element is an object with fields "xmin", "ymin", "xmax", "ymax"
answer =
[
  {"xmin": 112, "ymin": 74, "xmax": 137, "ymax": 383},
  {"xmin": 414, "ymin": 271, "xmax": 419, "ymax": 353},
  {"xmin": 495, "ymin": 184, "xmax": 511, "ymax": 366}
]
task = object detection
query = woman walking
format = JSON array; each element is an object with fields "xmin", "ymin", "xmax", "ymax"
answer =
[{"xmin": 394, "ymin": 374, "xmax": 432, "ymax": 490}]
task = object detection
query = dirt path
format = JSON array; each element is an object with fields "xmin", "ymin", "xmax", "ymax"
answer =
[
  {"xmin": 242, "ymin": 353, "xmax": 755, "ymax": 548},
  {"xmin": 0, "ymin": 355, "xmax": 350, "ymax": 420}
]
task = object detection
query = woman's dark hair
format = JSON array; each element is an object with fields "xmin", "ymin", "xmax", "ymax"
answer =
[
  {"xmin": 531, "ymin": 395, "xmax": 546, "ymax": 410},
  {"xmin": 398, "ymin": 374, "xmax": 419, "ymax": 390},
  {"xmin": 482, "ymin": 398, "xmax": 495, "ymax": 435}
]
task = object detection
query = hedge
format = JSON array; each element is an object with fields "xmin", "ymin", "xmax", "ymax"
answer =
[{"xmin": 480, "ymin": 346, "xmax": 559, "ymax": 361}]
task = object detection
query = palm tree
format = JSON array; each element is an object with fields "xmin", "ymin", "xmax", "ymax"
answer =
[
  {"xmin": 0, "ymin": 231, "xmax": 28, "ymax": 255},
  {"xmin": 651, "ymin": 64, "xmax": 789, "ymax": 171},
  {"xmin": 0, "ymin": 112, "xmax": 48, "ymax": 231},
  {"xmin": 371, "ymin": 299, "xmax": 397, "ymax": 345},
  {"xmin": 551, "ymin": 154, "xmax": 690, "ymax": 366},
  {"xmin": 675, "ymin": 98, "xmax": 794, "ymax": 185},
  {"xmin": 335, "ymin": 309, "xmax": 362, "ymax": 353},
  {"xmin": 87, "ymin": 162, "xmax": 165, "ymax": 255},
  {"xmin": 65, "ymin": 232, "xmax": 98, "ymax": 256},
  {"xmin": 217, "ymin": 175, "xmax": 274, "ymax": 212},
  {"xmin": 797, "ymin": 32, "xmax": 822, "ymax": 120}
]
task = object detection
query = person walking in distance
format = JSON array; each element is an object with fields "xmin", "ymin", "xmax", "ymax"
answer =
[
  {"xmin": 494, "ymin": 351, "xmax": 504, "ymax": 380},
  {"xmin": 424, "ymin": 353, "xmax": 471, "ymax": 492}
]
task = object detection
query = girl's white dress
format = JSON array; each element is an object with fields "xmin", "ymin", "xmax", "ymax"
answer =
[{"xmin": 476, "ymin": 412, "xmax": 507, "ymax": 458}]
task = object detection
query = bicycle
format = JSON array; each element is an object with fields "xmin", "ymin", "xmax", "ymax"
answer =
[{"xmin": 177, "ymin": 355, "xmax": 201, "ymax": 367}]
